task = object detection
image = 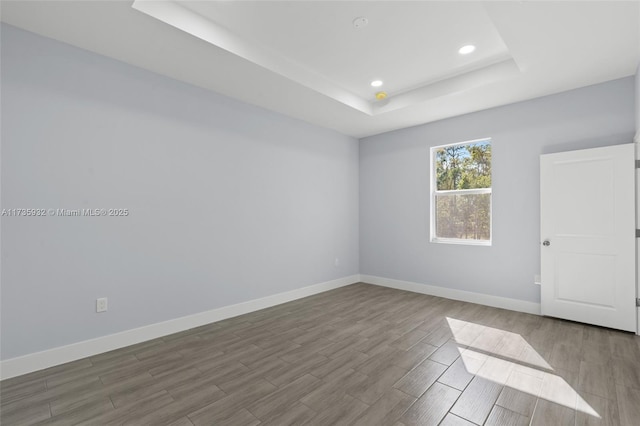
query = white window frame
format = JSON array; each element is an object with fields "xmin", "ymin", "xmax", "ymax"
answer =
[{"xmin": 430, "ymin": 138, "xmax": 492, "ymax": 246}]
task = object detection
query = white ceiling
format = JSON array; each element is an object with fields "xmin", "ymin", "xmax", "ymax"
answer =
[{"xmin": 2, "ymin": 1, "xmax": 639, "ymax": 138}]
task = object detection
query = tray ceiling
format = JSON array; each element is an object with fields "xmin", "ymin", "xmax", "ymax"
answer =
[{"xmin": 2, "ymin": 1, "xmax": 639, "ymax": 137}]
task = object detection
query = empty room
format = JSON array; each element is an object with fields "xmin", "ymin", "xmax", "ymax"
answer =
[{"xmin": 1, "ymin": 1, "xmax": 639, "ymax": 425}]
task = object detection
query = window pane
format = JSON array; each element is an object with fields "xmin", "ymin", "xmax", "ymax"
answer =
[
  {"xmin": 435, "ymin": 193, "xmax": 491, "ymax": 240},
  {"xmin": 435, "ymin": 141, "xmax": 491, "ymax": 190}
]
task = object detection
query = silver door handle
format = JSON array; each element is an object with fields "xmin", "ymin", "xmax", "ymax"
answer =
[{"xmin": 543, "ymin": 240, "xmax": 551, "ymax": 247}]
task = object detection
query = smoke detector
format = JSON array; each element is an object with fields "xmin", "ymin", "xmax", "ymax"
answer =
[{"xmin": 353, "ymin": 17, "xmax": 368, "ymax": 29}]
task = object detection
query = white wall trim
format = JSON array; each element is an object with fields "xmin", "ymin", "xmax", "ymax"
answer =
[
  {"xmin": 0, "ymin": 275, "xmax": 360, "ymax": 380},
  {"xmin": 361, "ymin": 275, "xmax": 541, "ymax": 315}
]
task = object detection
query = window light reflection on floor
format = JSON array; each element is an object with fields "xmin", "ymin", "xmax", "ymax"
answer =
[{"xmin": 445, "ymin": 317, "xmax": 600, "ymax": 419}]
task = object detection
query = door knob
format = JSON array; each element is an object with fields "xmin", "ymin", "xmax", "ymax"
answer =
[{"xmin": 543, "ymin": 240, "xmax": 551, "ymax": 247}]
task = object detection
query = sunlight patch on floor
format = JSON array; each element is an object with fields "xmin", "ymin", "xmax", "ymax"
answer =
[{"xmin": 446, "ymin": 317, "xmax": 600, "ymax": 419}]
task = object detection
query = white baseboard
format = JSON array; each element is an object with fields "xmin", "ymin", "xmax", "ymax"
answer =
[
  {"xmin": 0, "ymin": 275, "xmax": 360, "ymax": 380},
  {"xmin": 360, "ymin": 275, "xmax": 541, "ymax": 315}
]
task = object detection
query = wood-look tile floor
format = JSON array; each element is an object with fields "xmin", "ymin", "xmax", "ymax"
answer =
[{"xmin": 2, "ymin": 283, "xmax": 640, "ymax": 425}]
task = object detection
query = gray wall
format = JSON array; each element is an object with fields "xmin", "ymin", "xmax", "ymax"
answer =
[
  {"xmin": 360, "ymin": 77, "xmax": 636, "ymax": 304},
  {"xmin": 0, "ymin": 25, "xmax": 359, "ymax": 360},
  {"xmin": 636, "ymin": 63, "xmax": 640, "ymax": 140}
]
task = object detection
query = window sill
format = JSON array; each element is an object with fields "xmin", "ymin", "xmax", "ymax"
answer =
[{"xmin": 431, "ymin": 238, "xmax": 492, "ymax": 247}]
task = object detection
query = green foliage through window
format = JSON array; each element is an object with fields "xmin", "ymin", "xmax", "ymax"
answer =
[
  {"xmin": 432, "ymin": 140, "xmax": 492, "ymax": 242},
  {"xmin": 435, "ymin": 142, "xmax": 491, "ymax": 190}
]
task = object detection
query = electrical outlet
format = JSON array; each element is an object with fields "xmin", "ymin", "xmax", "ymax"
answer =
[
  {"xmin": 96, "ymin": 297, "xmax": 108, "ymax": 313},
  {"xmin": 334, "ymin": 257, "xmax": 340, "ymax": 267}
]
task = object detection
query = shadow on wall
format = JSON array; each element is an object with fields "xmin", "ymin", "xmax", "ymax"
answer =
[
  {"xmin": 0, "ymin": 24, "xmax": 351, "ymax": 159},
  {"xmin": 540, "ymin": 133, "xmax": 634, "ymax": 155}
]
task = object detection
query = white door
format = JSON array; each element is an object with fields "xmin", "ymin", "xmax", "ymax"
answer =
[{"xmin": 540, "ymin": 144, "xmax": 636, "ymax": 332}]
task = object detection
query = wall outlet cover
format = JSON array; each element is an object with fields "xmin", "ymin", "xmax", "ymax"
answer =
[{"xmin": 96, "ymin": 297, "xmax": 108, "ymax": 313}]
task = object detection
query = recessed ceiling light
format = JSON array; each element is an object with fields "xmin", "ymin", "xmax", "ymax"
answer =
[
  {"xmin": 458, "ymin": 45, "xmax": 476, "ymax": 55},
  {"xmin": 370, "ymin": 80, "xmax": 383, "ymax": 87}
]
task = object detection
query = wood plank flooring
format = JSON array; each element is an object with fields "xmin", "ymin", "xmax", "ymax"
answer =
[{"xmin": 2, "ymin": 283, "xmax": 640, "ymax": 425}]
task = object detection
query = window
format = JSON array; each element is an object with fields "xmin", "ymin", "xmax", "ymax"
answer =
[{"xmin": 431, "ymin": 138, "xmax": 492, "ymax": 245}]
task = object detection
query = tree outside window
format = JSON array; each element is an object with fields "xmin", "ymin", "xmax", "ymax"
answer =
[{"xmin": 431, "ymin": 139, "xmax": 492, "ymax": 244}]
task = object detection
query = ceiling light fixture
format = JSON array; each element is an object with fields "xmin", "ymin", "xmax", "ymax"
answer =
[
  {"xmin": 458, "ymin": 45, "xmax": 476, "ymax": 55},
  {"xmin": 370, "ymin": 80, "xmax": 383, "ymax": 87}
]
